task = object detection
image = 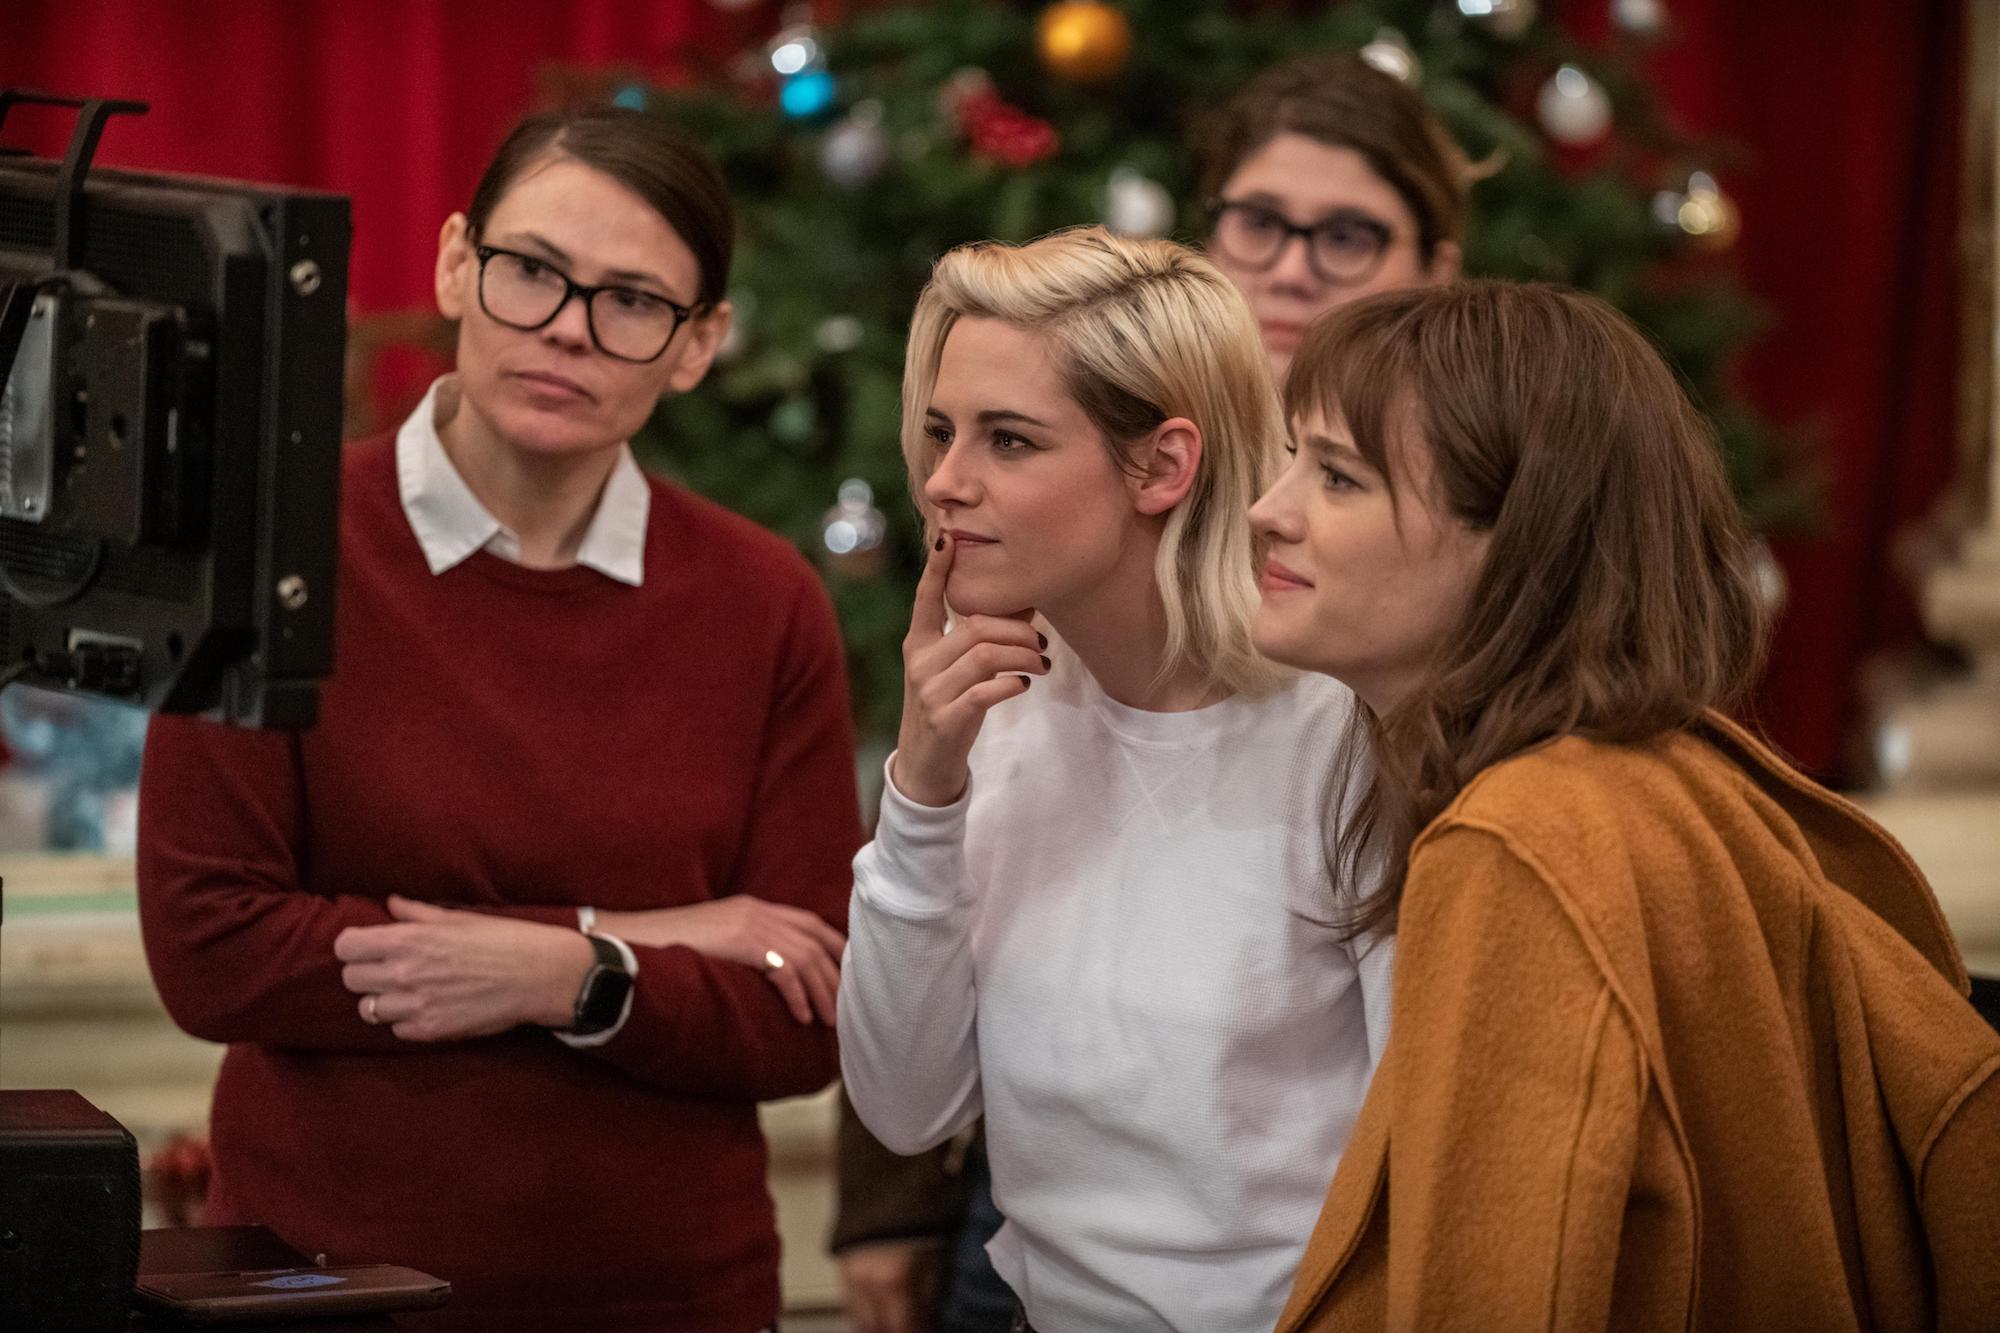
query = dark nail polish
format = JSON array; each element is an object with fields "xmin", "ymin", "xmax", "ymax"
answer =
[
  {"xmin": 1036, "ymin": 632, "xmax": 1048, "ymax": 650},
  {"xmin": 1020, "ymin": 674, "xmax": 1033, "ymax": 687},
  {"xmin": 934, "ymin": 536, "xmax": 945, "ymax": 551},
  {"xmin": 1040, "ymin": 655, "xmax": 1051, "ymax": 671}
]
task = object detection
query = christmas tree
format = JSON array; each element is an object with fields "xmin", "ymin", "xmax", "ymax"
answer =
[{"xmin": 629, "ymin": 0, "xmax": 1802, "ymax": 743}]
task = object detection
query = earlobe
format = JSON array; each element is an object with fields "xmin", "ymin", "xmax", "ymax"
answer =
[{"xmin": 1134, "ymin": 418, "xmax": 1203, "ymax": 517}]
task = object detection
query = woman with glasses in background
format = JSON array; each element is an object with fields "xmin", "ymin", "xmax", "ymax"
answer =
[
  {"xmin": 138, "ymin": 106, "xmax": 860, "ymax": 1332},
  {"xmin": 1202, "ymin": 51, "xmax": 1469, "ymax": 383}
]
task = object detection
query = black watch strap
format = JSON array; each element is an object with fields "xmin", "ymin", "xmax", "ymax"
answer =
[{"xmin": 570, "ymin": 933, "xmax": 633, "ymax": 1036}]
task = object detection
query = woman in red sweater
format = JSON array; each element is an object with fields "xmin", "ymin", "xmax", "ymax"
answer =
[{"xmin": 137, "ymin": 106, "xmax": 860, "ymax": 1332}]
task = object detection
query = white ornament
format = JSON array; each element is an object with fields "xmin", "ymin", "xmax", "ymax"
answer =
[
  {"xmin": 767, "ymin": 26, "xmax": 822, "ymax": 78},
  {"xmin": 815, "ymin": 315, "xmax": 865, "ymax": 355},
  {"xmin": 1747, "ymin": 536, "xmax": 1787, "ymax": 615},
  {"xmin": 821, "ymin": 102, "xmax": 890, "ymax": 188},
  {"xmin": 1612, "ymin": 0, "xmax": 1666, "ymax": 35},
  {"xmin": 1457, "ymin": 0, "xmax": 1536, "ymax": 39},
  {"xmin": 1104, "ymin": 167, "xmax": 1175, "ymax": 238},
  {"xmin": 1359, "ymin": 28, "xmax": 1421, "ymax": 85},
  {"xmin": 1536, "ymin": 64, "xmax": 1612, "ymax": 145},
  {"xmin": 821, "ymin": 479, "xmax": 887, "ymax": 568}
]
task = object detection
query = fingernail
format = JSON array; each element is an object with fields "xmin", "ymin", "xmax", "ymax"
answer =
[
  {"xmin": 934, "ymin": 536, "xmax": 945, "ymax": 551},
  {"xmin": 1036, "ymin": 632, "xmax": 1048, "ymax": 650},
  {"xmin": 1020, "ymin": 674, "xmax": 1033, "ymax": 687},
  {"xmin": 1039, "ymin": 655, "xmax": 1051, "ymax": 671}
]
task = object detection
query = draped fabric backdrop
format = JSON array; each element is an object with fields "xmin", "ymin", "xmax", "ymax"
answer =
[{"xmin": 0, "ymin": 0, "xmax": 1967, "ymax": 779}]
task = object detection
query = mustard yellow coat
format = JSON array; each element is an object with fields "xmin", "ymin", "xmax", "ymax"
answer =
[{"xmin": 1280, "ymin": 713, "xmax": 2000, "ymax": 1333}]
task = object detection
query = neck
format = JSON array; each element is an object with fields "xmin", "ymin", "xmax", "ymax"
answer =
[
  {"xmin": 439, "ymin": 395, "xmax": 620, "ymax": 569},
  {"xmin": 1350, "ymin": 669, "xmax": 1414, "ymax": 720},
  {"xmin": 1045, "ymin": 533, "xmax": 1227, "ymax": 713}
]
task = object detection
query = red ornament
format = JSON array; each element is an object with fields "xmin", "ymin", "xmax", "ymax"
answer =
[{"xmin": 957, "ymin": 87, "xmax": 1059, "ymax": 168}]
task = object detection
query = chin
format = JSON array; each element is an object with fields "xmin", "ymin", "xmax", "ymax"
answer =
[
  {"xmin": 945, "ymin": 571, "xmax": 1036, "ymax": 619},
  {"xmin": 489, "ymin": 403, "xmax": 622, "ymax": 458},
  {"xmin": 1250, "ymin": 609, "xmax": 1315, "ymax": 673}
]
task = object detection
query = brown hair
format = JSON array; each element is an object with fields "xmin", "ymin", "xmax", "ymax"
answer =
[
  {"xmin": 467, "ymin": 106, "xmax": 734, "ymax": 305},
  {"xmin": 1284, "ymin": 280, "xmax": 1769, "ymax": 935},
  {"xmin": 1197, "ymin": 52, "xmax": 1473, "ymax": 264}
]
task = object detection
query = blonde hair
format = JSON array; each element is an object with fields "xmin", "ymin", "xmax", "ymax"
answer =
[{"xmin": 901, "ymin": 226, "xmax": 1288, "ymax": 697}]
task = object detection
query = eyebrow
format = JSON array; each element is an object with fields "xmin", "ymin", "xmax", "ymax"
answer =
[
  {"xmin": 1230, "ymin": 195, "xmax": 1391, "ymax": 228},
  {"xmin": 926, "ymin": 406, "xmax": 1055, "ymax": 430},
  {"xmin": 497, "ymin": 231, "xmax": 679, "ymax": 296},
  {"xmin": 1304, "ymin": 432, "xmax": 1371, "ymax": 467}
]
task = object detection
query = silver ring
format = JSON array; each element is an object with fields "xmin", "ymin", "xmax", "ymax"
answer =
[
  {"xmin": 362, "ymin": 994, "xmax": 382, "ymax": 1025},
  {"xmin": 764, "ymin": 949, "xmax": 786, "ymax": 971}
]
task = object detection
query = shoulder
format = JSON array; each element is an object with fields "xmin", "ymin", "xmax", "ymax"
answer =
[
  {"xmin": 335, "ymin": 431, "xmax": 416, "ymax": 560},
  {"xmin": 645, "ymin": 476, "xmax": 823, "ymax": 595},
  {"xmin": 1429, "ymin": 729, "xmax": 1722, "ymax": 848},
  {"xmin": 1410, "ymin": 730, "xmax": 1735, "ymax": 921},
  {"xmin": 1234, "ymin": 667, "xmax": 1361, "ymax": 738}
]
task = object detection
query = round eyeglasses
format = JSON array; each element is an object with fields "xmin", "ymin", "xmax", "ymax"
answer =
[
  {"xmin": 474, "ymin": 244, "xmax": 697, "ymax": 364},
  {"xmin": 1207, "ymin": 200, "xmax": 1396, "ymax": 288}
]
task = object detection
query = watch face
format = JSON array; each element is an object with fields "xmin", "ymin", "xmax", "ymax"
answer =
[{"xmin": 573, "ymin": 938, "xmax": 633, "ymax": 1034}]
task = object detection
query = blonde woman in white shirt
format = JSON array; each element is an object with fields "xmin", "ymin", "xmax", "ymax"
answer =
[{"xmin": 838, "ymin": 226, "xmax": 1392, "ymax": 1333}]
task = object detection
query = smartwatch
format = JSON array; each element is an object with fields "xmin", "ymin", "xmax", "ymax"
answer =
[{"xmin": 569, "ymin": 933, "xmax": 633, "ymax": 1037}]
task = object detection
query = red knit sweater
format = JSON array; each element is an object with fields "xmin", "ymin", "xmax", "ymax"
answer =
[{"xmin": 137, "ymin": 433, "xmax": 861, "ymax": 1332}]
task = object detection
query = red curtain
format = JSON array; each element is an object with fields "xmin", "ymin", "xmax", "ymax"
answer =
[
  {"xmin": 1626, "ymin": 0, "xmax": 1968, "ymax": 778},
  {"xmin": 2, "ymin": 0, "xmax": 1968, "ymax": 778},
  {"xmin": 0, "ymin": 0, "xmax": 758, "ymax": 312}
]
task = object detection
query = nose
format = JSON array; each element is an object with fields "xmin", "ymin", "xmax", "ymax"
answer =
[
  {"xmin": 923, "ymin": 438, "xmax": 979, "ymax": 511},
  {"xmin": 539, "ymin": 289, "xmax": 594, "ymax": 352},
  {"xmin": 1249, "ymin": 462, "xmax": 1304, "ymax": 544},
  {"xmin": 1265, "ymin": 233, "xmax": 1321, "ymax": 295}
]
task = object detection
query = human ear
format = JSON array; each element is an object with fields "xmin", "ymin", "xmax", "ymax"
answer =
[
  {"xmin": 1424, "ymin": 240, "xmax": 1462, "ymax": 286},
  {"xmin": 663, "ymin": 300, "xmax": 733, "ymax": 394},
  {"xmin": 434, "ymin": 214, "xmax": 475, "ymax": 321},
  {"xmin": 1133, "ymin": 417, "xmax": 1203, "ymax": 517}
]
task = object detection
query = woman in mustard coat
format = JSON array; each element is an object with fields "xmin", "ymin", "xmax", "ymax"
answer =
[{"xmin": 1247, "ymin": 280, "xmax": 2000, "ymax": 1332}]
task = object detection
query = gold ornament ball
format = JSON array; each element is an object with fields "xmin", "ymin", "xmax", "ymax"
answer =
[{"xmin": 1036, "ymin": 3, "xmax": 1133, "ymax": 84}]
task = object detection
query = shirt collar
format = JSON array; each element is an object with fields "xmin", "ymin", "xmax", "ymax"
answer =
[{"xmin": 395, "ymin": 375, "xmax": 649, "ymax": 586}]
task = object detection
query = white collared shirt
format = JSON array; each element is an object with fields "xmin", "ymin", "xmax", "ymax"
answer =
[
  {"xmin": 392, "ymin": 375, "xmax": 642, "ymax": 1045},
  {"xmin": 395, "ymin": 374, "xmax": 651, "ymax": 586}
]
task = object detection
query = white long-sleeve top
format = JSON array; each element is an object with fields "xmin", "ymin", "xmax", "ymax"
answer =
[{"xmin": 839, "ymin": 650, "xmax": 1393, "ymax": 1332}]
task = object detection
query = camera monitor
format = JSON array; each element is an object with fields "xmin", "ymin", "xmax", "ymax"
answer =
[{"xmin": 0, "ymin": 91, "xmax": 347, "ymax": 728}]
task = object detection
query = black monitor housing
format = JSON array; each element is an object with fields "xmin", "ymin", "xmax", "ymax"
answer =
[{"xmin": 0, "ymin": 91, "xmax": 347, "ymax": 728}]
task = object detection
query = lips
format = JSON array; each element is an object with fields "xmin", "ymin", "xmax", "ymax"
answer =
[
  {"xmin": 947, "ymin": 529, "xmax": 997, "ymax": 546},
  {"xmin": 1260, "ymin": 320, "xmax": 1308, "ymax": 347},
  {"xmin": 512, "ymin": 369, "xmax": 592, "ymax": 401},
  {"xmin": 1260, "ymin": 557, "xmax": 1312, "ymax": 591}
]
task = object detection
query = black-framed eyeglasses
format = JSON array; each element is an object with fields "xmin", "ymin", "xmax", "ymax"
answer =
[
  {"xmin": 1207, "ymin": 200, "xmax": 1396, "ymax": 287},
  {"xmin": 473, "ymin": 243, "xmax": 697, "ymax": 364}
]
